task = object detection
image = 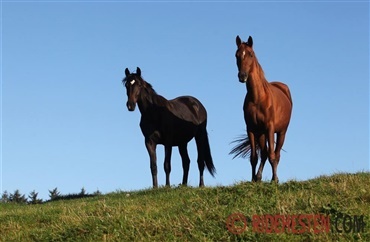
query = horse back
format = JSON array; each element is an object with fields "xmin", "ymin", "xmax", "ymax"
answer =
[
  {"xmin": 270, "ymin": 82, "xmax": 293, "ymax": 105},
  {"xmin": 168, "ymin": 96, "xmax": 207, "ymax": 125}
]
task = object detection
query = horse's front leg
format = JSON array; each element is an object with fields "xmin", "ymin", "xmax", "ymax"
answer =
[
  {"xmin": 145, "ymin": 139, "xmax": 158, "ymax": 188},
  {"xmin": 256, "ymin": 134, "xmax": 268, "ymax": 182},
  {"xmin": 164, "ymin": 145, "xmax": 172, "ymax": 187},
  {"xmin": 248, "ymin": 131, "xmax": 258, "ymax": 182}
]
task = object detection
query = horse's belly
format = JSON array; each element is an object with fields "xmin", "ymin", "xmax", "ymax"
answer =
[
  {"xmin": 162, "ymin": 121, "xmax": 196, "ymax": 146},
  {"xmin": 244, "ymin": 106, "xmax": 291, "ymax": 133},
  {"xmin": 273, "ymin": 104, "xmax": 292, "ymax": 132}
]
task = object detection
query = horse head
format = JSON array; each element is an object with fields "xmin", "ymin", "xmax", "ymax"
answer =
[
  {"xmin": 123, "ymin": 67, "xmax": 143, "ymax": 111},
  {"xmin": 235, "ymin": 35, "xmax": 255, "ymax": 83}
]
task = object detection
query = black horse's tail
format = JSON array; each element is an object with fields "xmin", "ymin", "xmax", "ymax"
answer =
[
  {"xmin": 204, "ymin": 132, "xmax": 216, "ymax": 177},
  {"xmin": 229, "ymin": 134, "xmax": 260, "ymax": 159},
  {"xmin": 197, "ymin": 124, "xmax": 216, "ymax": 177}
]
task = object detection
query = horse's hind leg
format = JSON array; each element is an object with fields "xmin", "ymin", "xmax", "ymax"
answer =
[
  {"xmin": 270, "ymin": 131, "xmax": 286, "ymax": 182},
  {"xmin": 195, "ymin": 136, "xmax": 205, "ymax": 187},
  {"xmin": 178, "ymin": 144, "xmax": 190, "ymax": 186},
  {"xmin": 256, "ymin": 135, "xmax": 268, "ymax": 182},
  {"xmin": 248, "ymin": 131, "xmax": 258, "ymax": 182},
  {"xmin": 275, "ymin": 131, "xmax": 286, "ymax": 165},
  {"xmin": 164, "ymin": 145, "xmax": 172, "ymax": 187}
]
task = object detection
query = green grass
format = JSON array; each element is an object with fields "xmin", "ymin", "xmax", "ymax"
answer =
[{"xmin": 1, "ymin": 172, "xmax": 369, "ymax": 241}]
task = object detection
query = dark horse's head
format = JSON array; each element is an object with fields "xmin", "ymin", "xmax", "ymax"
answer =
[
  {"xmin": 123, "ymin": 67, "xmax": 143, "ymax": 111},
  {"xmin": 235, "ymin": 35, "xmax": 255, "ymax": 83}
]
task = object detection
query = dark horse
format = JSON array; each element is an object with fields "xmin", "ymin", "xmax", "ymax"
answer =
[
  {"xmin": 230, "ymin": 36, "xmax": 293, "ymax": 182},
  {"xmin": 123, "ymin": 67, "xmax": 216, "ymax": 188}
]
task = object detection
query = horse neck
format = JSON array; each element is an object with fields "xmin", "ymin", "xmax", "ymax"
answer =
[
  {"xmin": 137, "ymin": 84, "xmax": 167, "ymax": 114},
  {"xmin": 246, "ymin": 60, "xmax": 269, "ymax": 102}
]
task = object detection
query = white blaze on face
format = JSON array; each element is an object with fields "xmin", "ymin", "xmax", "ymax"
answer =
[
  {"xmin": 242, "ymin": 50, "xmax": 246, "ymax": 59},
  {"xmin": 130, "ymin": 80, "xmax": 135, "ymax": 85}
]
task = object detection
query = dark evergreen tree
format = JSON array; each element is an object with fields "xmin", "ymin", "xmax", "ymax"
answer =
[
  {"xmin": 93, "ymin": 189, "xmax": 102, "ymax": 196},
  {"xmin": 10, "ymin": 190, "xmax": 27, "ymax": 204},
  {"xmin": 79, "ymin": 187, "xmax": 86, "ymax": 196},
  {"xmin": 48, "ymin": 187, "xmax": 61, "ymax": 201},
  {"xmin": 28, "ymin": 190, "xmax": 43, "ymax": 204},
  {"xmin": 1, "ymin": 190, "xmax": 10, "ymax": 203}
]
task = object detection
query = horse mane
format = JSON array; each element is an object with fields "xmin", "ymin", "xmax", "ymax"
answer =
[
  {"xmin": 254, "ymin": 59, "xmax": 266, "ymax": 80},
  {"xmin": 139, "ymin": 76, "xmax": 157, "ymax": 94},
  {"xmin": 136, "ymin": 76, "xmax": 168, "ymax": 107},
  {"xmin": 249, "ymin": 48, "xmax": 267, "ymax": 83}
]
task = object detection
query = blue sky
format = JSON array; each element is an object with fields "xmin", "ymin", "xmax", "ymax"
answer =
[{"xmin": 1, "ymin": 1, "xmax": 369, "ymax": 200}]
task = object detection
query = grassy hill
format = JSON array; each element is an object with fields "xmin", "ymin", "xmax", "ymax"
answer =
[{"xmin": 1, "ymin": 172, "xmax": 369, "ymax": 241}]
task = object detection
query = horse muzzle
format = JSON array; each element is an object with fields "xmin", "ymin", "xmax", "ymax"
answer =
[
  {"xmin": 126, "ymin": 101, "xmax": 136, "ymax": 111},
  {"xmin": 238, "ymin": 72, "xmax": 248, "ymax": 83}
]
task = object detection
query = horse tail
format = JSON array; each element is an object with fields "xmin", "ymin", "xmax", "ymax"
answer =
[
  {"xmin": 229, "ymin": 134, "xmax": 260, "ymax": 159},
  {"xmin": 203, "ymin": 132, "xmax": 216, "ymax": 177},
  {"xmin": 196, "ymin": 123, "xmax": 216, "ymax": 177}
]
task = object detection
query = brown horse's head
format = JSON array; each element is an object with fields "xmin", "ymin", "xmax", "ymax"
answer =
[
  {"xmin": 123, "ymin": 67, "xmax": 143, "ymax": 111},
  {"xmin": 235, "ymin": 35, "xmax": 255, "ymax": 83}
]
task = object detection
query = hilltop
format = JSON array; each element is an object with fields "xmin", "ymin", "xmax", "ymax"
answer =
[{"xmin": 1, "ymin": 172, "xmax": 369, "ymax": 241}]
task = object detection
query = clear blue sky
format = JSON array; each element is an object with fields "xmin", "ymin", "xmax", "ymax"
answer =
[{"xmin": 1, "ymin": 1, "xmax": 369, "ymax": 200}]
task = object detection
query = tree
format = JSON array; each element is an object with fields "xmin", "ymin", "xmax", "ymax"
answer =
[
  {"xmin": 93, "ymin": 189, "xmax": 102, "ymax": 196},
  {"xmin": 9, "ymin": 190, "xmax": 27, "ymax": 204},
  {"xmin": 79, "ymin": 187, "xmax": 86, "ymax": 196},
  {"xmin": 28, "ymin": 190, "xmax": 43, "ymax": 204},
  {"xmin": 48, "ymin": 187, "xmax": 61, "ymax": 201},
  {"xmin": 1, "ymin": 190, "xmax": 10, "ymax": 203}
]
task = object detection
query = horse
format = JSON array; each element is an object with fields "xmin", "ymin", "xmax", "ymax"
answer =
[
  {"xmin": 122, "ymin": 67, "xmax": 216, "ymax": 188},
  {"xmin": 230, "ymin": 36, "xmax": 293, "ymax": 183}
]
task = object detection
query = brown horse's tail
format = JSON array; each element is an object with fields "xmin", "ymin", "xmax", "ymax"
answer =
[{"xmin": 229, "ymin": 134, "xmax": 260, "ymax": 159}]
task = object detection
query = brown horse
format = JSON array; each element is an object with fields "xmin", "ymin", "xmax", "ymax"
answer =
[
  {"xmin": 123, "ymin": 67, "xmax": 216, "ymax": 188},
  {"xmin": 230, "ymin": 36, "xmax": 293, "ymax": 182}
]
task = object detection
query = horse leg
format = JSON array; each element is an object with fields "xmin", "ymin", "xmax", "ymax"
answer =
[
  {"xmin": 248, "ymin": 131, "xmax": 258, "ymax": 182},
  {"xmin": 266, "ymin": 126, "xmax": 279, "ymax": 182},
  {"xmin": 271, "ymin": 131, "xmax": 286, "ymax": 183},
  {"xmin": 267, "ymin": 126, "xmax": 276, "ymax": 162},
  {"xmin": 178, "ymin": 144, "xmax": 190, "ymax": 186},
  {"xmin": 164, "ymin": 145, "xmax": 172, "ymax": 187},
  {"xmin": 195, "ymin": 136, "xmax": 205, "ymax": 187},
  {"xmin": 145, "ymin": 139, "xmax": 158, "ymax": 188},
  {"xmin": 256, "ymin": 134, "xmax": 268, "ymax": 182}
]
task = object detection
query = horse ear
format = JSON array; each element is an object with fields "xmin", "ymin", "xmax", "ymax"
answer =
[
  {"xmin": 136, "ymin": 67, "xmax": 141, "ymax": 76},
  {"xmin": 236, "ymin": 35, "xmax": 242, "ymax": 47},
  {"xmin": 247, "ymin": 36, "xmax": 253, "ymax": 47},
  {"xmin": 125, "ymin": 68, "xmax": 130, "ymax": 77}
]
